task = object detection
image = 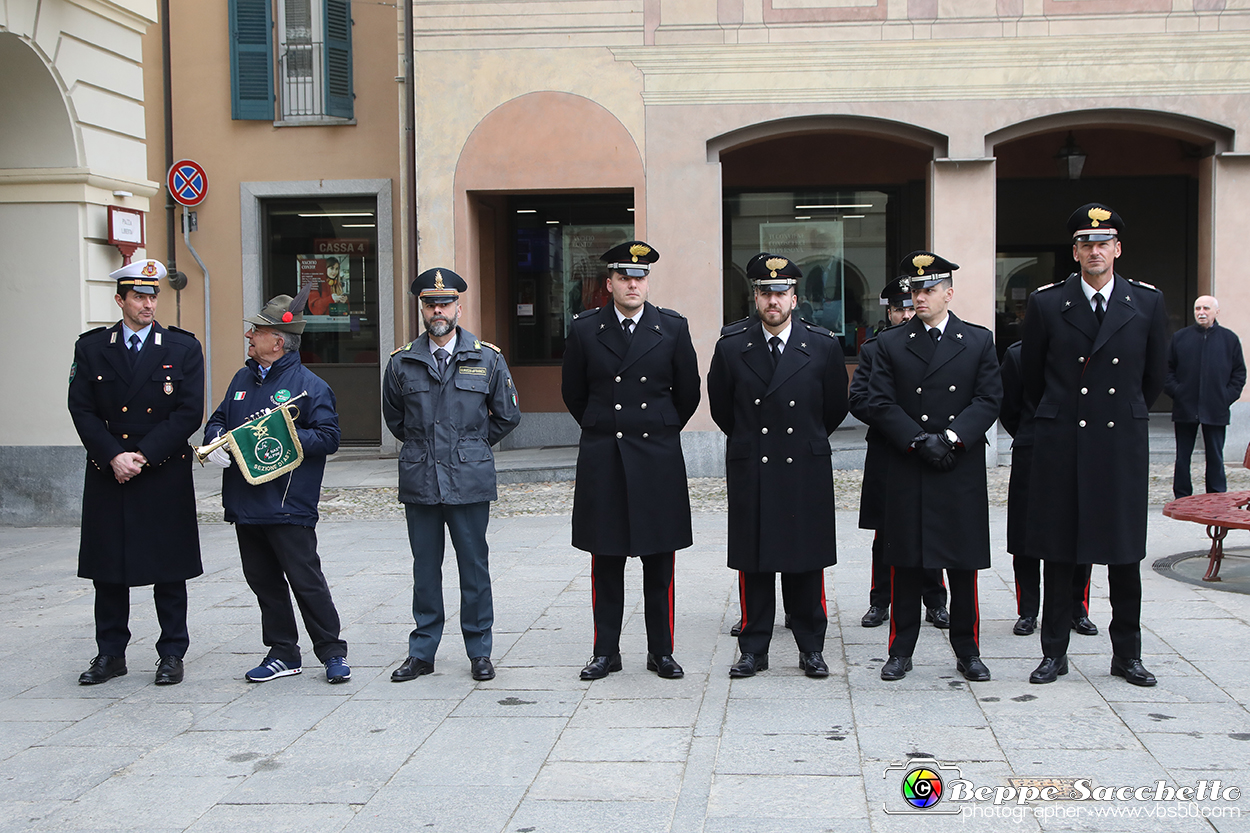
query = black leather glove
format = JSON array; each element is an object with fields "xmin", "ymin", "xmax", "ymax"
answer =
[{"xmin": 915, "ymin": 432, "xmax": 956, "ymax": 470}]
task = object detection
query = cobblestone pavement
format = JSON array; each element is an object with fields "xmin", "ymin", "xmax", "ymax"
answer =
[{"xmin": 198, "ymin": 463, "xmax": 1250, "ymax": 523}]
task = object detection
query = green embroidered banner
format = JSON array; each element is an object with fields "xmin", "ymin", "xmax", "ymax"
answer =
[{"xmin": 226, "ymin": 406, "xmax": 304, "ymax": 485}]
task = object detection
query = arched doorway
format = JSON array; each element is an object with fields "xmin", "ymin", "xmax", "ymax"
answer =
[
  {"xmin": 713, "ymin": 118, "xmax": 943, "ymax": 357},
  {"xmin": 990, "ymin": 111, "xmax": 1233, "ymax": 346}
]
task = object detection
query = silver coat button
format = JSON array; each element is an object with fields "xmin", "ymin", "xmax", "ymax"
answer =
[
  {"xmin": 1078, "ymin": 356, "xmax": 1085, "ymax": 363},
  {"xmin": 615, "ymin": 404, "xmax": 622, "ymax": 410},
  {"xmin": 786, "ymin": 457, "xmax": 793, "ymax": 464},
  {"xmin": 616, "ymin": 432, "xmax": 623, "ymax": 438},
  {"xmin": 640, "ymin": 403, "xmax": 647, "ymax": 409},
  {"xmin": 761, "ymin": 427, "xmax": 768, "ymax": 434},
  {"xmin": 615, "ymin": 376, "xmax": 621, "ymax": 382},
  {"xmin": 1112, "ymin": 358, "xmax": 1120, "ymax": 364},
  {"xmin": 921, "ymin": 415, "xmax": 929, "ymax": 422},
  {"xmin": 1107, "ymin": 421, "xmax": 1115, "ymax": 428},
  {"xmin": 916, "ymin": 387, "xmax": 922, "ymax": 394},
  {"xmin": 643, "ymin": 433, "xmax": 649, "ymax": 438},
  {"xmin": 761, "ymin": 456, "xmax": 768, "ymax": 463},
  {"xmin": 1079, "ymin": 420, "xmax": 1087, "ymax": 427},
  {"xmin": 754, "ymin": 399, "xmax": 761, "ymax": 405},
  {"xmin": 640, "ymin": 377, "xmax": 647, "ymax": 382},
  {"xmin": 787, "ymin": 427, "xmax": 793, "ymax": 434},
  {"xmin": 949, "ymin": 385, "xmax": 956, "ymax": 392},
  {"xmin": 948, "ymin": 415, "xmax": 955, "ymax": 421},
  {"xmin": 1081, "ymin": 388, "xmax": 1088, "ymax": 395},
  {"xmin": 1109, "ymin": 388, "xmax": 1115, "ymax": 394},
  {"xmin": 789, "ymin": 401, "xmax": 795, "ymax": 407}
]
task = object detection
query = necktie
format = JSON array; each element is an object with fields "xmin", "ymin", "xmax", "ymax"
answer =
[
  {"xmin": 622, "ymin": 318, "xmax": 634, "ymax": 340},
  {"xmin": 769, "ymin": 335, "xmax": 782, "ymax": 367},
  {"xmin": 434, "ymin": 347, "xmax": 450, "ymax": 377},
  {"xmin": 928, "ymin": 327, "xmax": 941, "ymax": 344},
  {"xmin": 1093, "ymin": 292, "xmax": 1106, "ymax": 325},
  {"xmin": 128, "ymin": 333, "xmax": 141, "ymax": 364}
]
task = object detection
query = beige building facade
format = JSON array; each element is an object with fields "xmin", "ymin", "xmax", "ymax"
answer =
[{"xmin": 5, "ymin": 0, "xmax": 1250, "ymax": 520}]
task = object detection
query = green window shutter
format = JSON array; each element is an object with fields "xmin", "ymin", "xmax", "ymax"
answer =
[
  {"xmin": 323, "ymin": 0, "xmax": 354, "ymax": 119},
  {"xmin": 230, "ymin": 0, "xmax": 274, "ymax": 120}
]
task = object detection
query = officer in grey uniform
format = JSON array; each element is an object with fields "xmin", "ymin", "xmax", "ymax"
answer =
[{"xmin": 383, "ymin": 268, "xmax": 521, "ymax": 683}]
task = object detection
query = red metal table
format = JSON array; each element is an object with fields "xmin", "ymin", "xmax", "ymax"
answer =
[{"xmin": 1161, "ymin": 491, "xmax": 1250, "ymax": 582}]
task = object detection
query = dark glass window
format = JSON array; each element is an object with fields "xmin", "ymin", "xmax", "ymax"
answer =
[
  {"xmin": 723, "ymin": 189, "xmax": 897, "ymax": 356},
  {"xmin": 509, "ymin": 193, "xmax": 634, "ymax": 364}
]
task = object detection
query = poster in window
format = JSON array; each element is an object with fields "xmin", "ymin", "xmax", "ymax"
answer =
[
  {"xmin": 297, "ymin": 254, "xmax": 355, "ymax": 332},
  {"xmin": 759, "ymin": 221, "xmax": 845, "ymax": 336},
  {"xmin": 563, "ymin": 224, "xmax": 633, "ymax": 323}
]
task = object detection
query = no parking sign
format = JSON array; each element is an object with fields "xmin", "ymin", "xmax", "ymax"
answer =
[{"xmin": 167, "ymin": 159, "xmax": 209, "ymax": 207}]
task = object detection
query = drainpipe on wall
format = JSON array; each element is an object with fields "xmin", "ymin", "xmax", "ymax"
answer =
[
  {"xmin": 403, "ymin": 0, "xmax": 417, "ymax": 340},
  {"xmin": 160, "ymin": 0, "xmax": 186, "ymax": 324}
]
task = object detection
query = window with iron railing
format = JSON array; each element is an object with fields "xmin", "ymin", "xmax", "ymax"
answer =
[{"xmin": 230, "ymin": 0, "xmax": 354, "ymax": 122}]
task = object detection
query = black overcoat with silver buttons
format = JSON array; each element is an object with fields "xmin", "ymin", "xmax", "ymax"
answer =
[
  {"xmin": 708, "ymin": 319, "xmax": 849, "ymax": 573},
  {"xmin": 864, "ymin": 313, "xmax": 1002, "ymax": 570},
  {"xmin": 562, "ymin": 301, "xmax": 701, "ymax": 556},
  {"xmin": 849, "ymin": 335, "xmax": 887, "ymax": 531},
  {"xmin": 67, "ymin": 321, "xmax": 205, "ymax": 586},
  {"xmin": 1021, "ymin": 274, "xmax": 1168, "ymax": 566}
]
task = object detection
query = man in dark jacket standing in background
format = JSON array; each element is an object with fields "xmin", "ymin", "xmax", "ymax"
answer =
[
  {"xmin": 68, "ymin": 259, "xmax": 204, "ymax": 686},
  {"xmin": 205, "ymin": 292, "xmax": 349, "ymax": 685},
  {"xmin": 1166, "ymin": 295, "xmax": 1245, "ymax": 498},
  {"xmin": 709, "ymin": 253, "xmax": 848, "ymax": 680},
  {"xmin": 562, "ymin": 241, "xmax": 701, "ymax": 681},
  {"xmin": 1022, "ymin": 203, "xmax": 1169, "ymax": 686},
  {"xmin": 383, "ymin": 268, "xmax": 520, "ymax": 683}
]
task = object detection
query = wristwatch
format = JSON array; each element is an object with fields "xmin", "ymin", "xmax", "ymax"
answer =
[{"xmin": 944, "ymin": 429, "xmax": 960, "ymax": 446}]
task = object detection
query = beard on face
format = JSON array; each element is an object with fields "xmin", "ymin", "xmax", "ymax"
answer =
[{"xmin": 424, "ymin": 309, "xmax": 459, "ymax": 338}]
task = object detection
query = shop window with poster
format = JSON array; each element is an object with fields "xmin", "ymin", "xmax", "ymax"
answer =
[
  {"xmin": 509, "ymin": 194, "xmax": 634, "ymax": 364},
  {"xmin": 262, "ymin": 198, "xmax": 381, "ymax": 443}
]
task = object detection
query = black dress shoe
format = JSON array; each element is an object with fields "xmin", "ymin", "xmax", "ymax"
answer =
[
  {"xmin": 646, "ymin": 653, "xmax": 684, "ymax": 679},
  {"xmin": 956, "ymin": 656, "xmax": 991, "ymax": 682},
  {"xmin": 730, "ymin": 619, "xmax": 743, "ymax": 637},
  {"xmin": 391, "ymin": 656, "xmax": 435, "ymax": 682},
  {"xmin": 78, "ymin": 655, "xmax": 126, "ymax": 685},
  {"xmin": 580, "ymin": 653, "xmax": 622, "ymax": 680},
  {"xmin": 470, "ymin": 657, "xmax": 495, "ymax": 681},
  {"xmin": 729, "ymin": 653, "xmax": 768, "ymax": 678},
  {"xmin": 1013, "ymin": 615, "xmax": 1037, "ymax": 636},
  {"xmin": 1029, "ymin": 656, "xmax": 1069, "ymax": 684},
  {"xmin": 798, "ymin": 651, "xmax": 829, "ymax": 678},
  {"xmin": 154, "ymin": 656, "xmax": 184, "ymax": 686},
  {"xmin": 926, "ymin": 606, "xmax": 951, "ymax": 629},
  {"xmin": 1072, "ymin": 615, "xmax": 1098, "ymax": 636},
  {"xmin": 861, "ymin": 605, "xmax": 889, "ymax": 628},
  {"xmin": 880, "ymin": 656, "xmax": 912, "ymax": 681},
  {"xmin": 1110, "ymin": 656, "xmax": 1157, "ymax": 687}
]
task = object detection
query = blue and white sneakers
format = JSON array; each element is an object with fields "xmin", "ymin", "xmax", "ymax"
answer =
[
  {"xmin": 325, "ymin": 657, "xmax": 351, "ymax": 684},
  {"xmin": 245, "ymin": 657, "xmax": 302, "ymax": 682}
]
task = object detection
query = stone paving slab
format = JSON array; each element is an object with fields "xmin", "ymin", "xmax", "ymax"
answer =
[{"xmin": 2, "ymin": 495, "xmax": 1250, "ymax": 831}]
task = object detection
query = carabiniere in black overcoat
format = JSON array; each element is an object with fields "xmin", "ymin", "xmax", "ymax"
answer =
[
  {"xmin": 850, "ymin": 336, "xmax": 886, "ymax": 532},
  {"xmin": 562, "ymin": 301, "xmax": 701, "ymax": 556},
  {"xmin": 68, "ymin": 321, "xmax": 205, "ymax": 586},
  {"xmin": 708, "ymin": 318, "xmax": 849, "ymax": 573},
  {"xmin": 1021, "ymin": 273, "xmax": 1169, "ymax": 566},
  {"xmin": 864, "ymin": 313, "xmax": 1002, "ymax": 570}
]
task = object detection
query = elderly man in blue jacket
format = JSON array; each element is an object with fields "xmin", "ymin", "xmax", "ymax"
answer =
[
  {"xmin": 1165, "ymin": 295, "xmax": 1246, "ymax": 498},
  {"xmin": 204, "ymin": 292, "xmax": 349, "ymax": 685}
]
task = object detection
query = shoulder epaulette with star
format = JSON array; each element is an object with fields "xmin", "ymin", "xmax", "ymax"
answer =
[
  {"xmin": 719, "ymin": 317, "xmax": 751, "ymax": 337},
  {"xmin": 960, "ymin": 320, "xmax": 991, "ymax": 332},
  {"xmin": 1034, "ymin": 280, "xmax": 1063, "ymax": 293},
  {"xmin": 479, "ymin": 340, "xmax": 502, "ymax": 353},
  {"xmin": 658, "ymin": 307, "xmax": 685, "ymax": 319},
  {"xmin": 390, "ymin": 342, "xmax": 412, "ymax": 356},
  {"xmin": 1127, "ymin": 277, "xmax": 1159, "ymax": 292},
  {"xmin": 801, "ymin": 320, "xmax": 835, "ymax": 338}
]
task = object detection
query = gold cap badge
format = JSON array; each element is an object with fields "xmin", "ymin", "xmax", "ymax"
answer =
[
  {"xmin": 141, "ymin": 262, "xmax": 158, "ymax": 277},
  {"xmin": 629, "ymin": 243, "xmax": 651, "ymax": 264},
  {"xmin": 912, "ymin": 254, "xmax": 935, "ymax": 275},
  {"xmin": 765, "ymin": 257, "xmax": 788, "ymax": 278},
  {"xmin": 1087, "ymin": 207, "xmax": 1112, "ymax": 227},
  {"xmin": 434, "ymin": 271, "xmax": 445, "ymax": 290}
]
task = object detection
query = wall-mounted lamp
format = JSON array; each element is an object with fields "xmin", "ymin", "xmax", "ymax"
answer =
[{"xmin": 1054, "ymin": 132, "xmax": 1086, "ymax": 181}]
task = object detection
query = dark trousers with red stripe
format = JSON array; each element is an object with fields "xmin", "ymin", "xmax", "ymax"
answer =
[
  {"xmin": 868, "ymin": 533, "xmax": 947, "ymax": 610},
  {"xmin": 888, "ymin": 567, "xmax": 980, "ymax": 659},
  {"xmin": 737, "ymin": 569, "xmax": 826, "ymax": 655},
  {"xmin": 1041, "ymin": 562, "xmax": 1141, "ymax": 659},
  {"xmin": 1014, "ymin": 557, "xmax": 1091, "ymax": 618},
  {"xmin": 591, "ymin": 553, "xmax": 675, "ymax": 657}
]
